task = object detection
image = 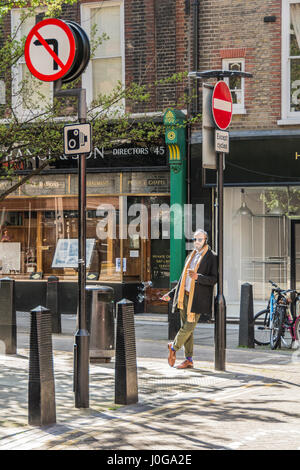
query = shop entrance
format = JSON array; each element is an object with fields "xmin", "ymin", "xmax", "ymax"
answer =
[{"xmin": 124, "ymin": 195, "xmax": 170, "ymax": 313}]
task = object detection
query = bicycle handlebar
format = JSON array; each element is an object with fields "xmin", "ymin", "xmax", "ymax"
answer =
[{"xmin": 268, "ymin": 280, "xmax": 297, "ymax": 296}]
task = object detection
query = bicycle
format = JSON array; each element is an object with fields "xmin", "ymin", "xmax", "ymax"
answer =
[
  {"xmin": 253, "ymin": 281, "xmax": 297, "ymax": 349},
  {"xmin": 271, "ymin": 291, "xmax": 300, "ymax": 350}
]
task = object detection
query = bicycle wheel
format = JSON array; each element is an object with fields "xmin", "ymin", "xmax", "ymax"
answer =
[
  {"xmin": 253, "ymin": 309, "xmax": 270, "ymax": 346},
  {"xmin": 270, "ymin": 306, "xmax": 284, "ymax": 350},
  {"xmin": 280, "ymin": 324, "xmax": 294, "ymax": 349},
  {"xmin": 294, "ymin": 316, "xmax": 300, "ymax": 344}
]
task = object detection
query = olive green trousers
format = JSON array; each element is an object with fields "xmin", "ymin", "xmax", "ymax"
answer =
[{"xmin": 173, "ymin": 293, "xmax": 200, "ymax": 358}]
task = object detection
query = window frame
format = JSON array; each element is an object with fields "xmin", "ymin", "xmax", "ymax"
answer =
[
  {"xmin": 81, "ymin": 0, "xmax": 125, "ymax": 109},
  {"xmin": 279, "ymin": 0, "xmax": 300, "ymax": 124},
  {"xmin": 11, "ymin": 8, "xmax": 53, "ymax": 121},
  {"xmin": 222, "ymin": 58, "xmax": 246, "ymax": 115}
]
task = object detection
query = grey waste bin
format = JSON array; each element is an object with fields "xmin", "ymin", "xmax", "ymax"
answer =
[{"xmin": 86, "ymin": 285, "xmax": 115, "ymax": 363}]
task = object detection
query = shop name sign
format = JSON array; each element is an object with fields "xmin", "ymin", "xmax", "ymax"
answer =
[
  {"xmin": 3, "ymin": 144, "xmax": 167, "ymax": 171},
  {"xmin": 111, "ymin": 146, "xmax": 165, "ymax": 156}
]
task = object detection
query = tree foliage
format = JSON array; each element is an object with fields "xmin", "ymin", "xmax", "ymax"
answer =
[{"xmin": 0, "ymin": 0, "xmax": 78, "ymax": 18}]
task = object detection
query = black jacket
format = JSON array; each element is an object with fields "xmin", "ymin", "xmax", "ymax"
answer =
[{"xmin": 168, "ymin": 247, "xmax": 218, "ymax": 316}]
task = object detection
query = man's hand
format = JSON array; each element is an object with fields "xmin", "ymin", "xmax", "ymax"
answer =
[
  {"xmin": 188, "ymin": 269, "xmax": 198, "ymax": 280},
  {"xmin": 161, "ymin": 294, "xmax": 171, "ymax": 302}
]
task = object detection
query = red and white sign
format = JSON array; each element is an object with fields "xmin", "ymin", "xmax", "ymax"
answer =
[
  {"xmin": 24, "ymin": 19, "xmax": 76, "ymax": 82},
  {"xmin": 212, "ymin": 81, "xmax": 233, "ymax": 130}
]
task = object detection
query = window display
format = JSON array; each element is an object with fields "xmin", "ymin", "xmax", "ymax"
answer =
[
  {"xmin": 224, "ymin": 186, "xmax": 294, "ymax": 315},
  {"xmin": 52, "ymin": 239, "xmax": 96, "ymax": 268},
  {"xmin": 0, "ymin": 242, "xmax": 21, "ymax": 273},
  {"xmin": 0, "ymin": 172, "xmax": 170, "ymax": 291}
]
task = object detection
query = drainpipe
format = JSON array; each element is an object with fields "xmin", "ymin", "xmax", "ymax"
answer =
[
  {"xmin": 187, "ymin": 0, "xmax": 199, "ymax": 206},
  {"xmin": 192, "ymin": 0, "xmax": 199, "ymax": 116}
]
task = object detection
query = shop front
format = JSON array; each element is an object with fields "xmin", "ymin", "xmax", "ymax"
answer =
[
  {"xmin": 192, "ymin": 130, "xmax": 300, "ymax": 317},
  {"xmin": 0, "ymin": 144, "xmax": 172, "ymax": 313}
]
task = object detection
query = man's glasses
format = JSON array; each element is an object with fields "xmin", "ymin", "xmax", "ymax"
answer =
[{"xmin": 192, "ymin": 238, "xmax": 205, "ymax": 241}]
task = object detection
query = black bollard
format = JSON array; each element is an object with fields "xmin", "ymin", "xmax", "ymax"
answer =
[
  {"xmin": 239, "ymin": 283, "xmax": 254, "ymax": 348},
  {"xmin": 115, "ymin": 299, "xmax": 138, "ymax": 405},
  {"xmin": 86, "ymin": 285, "xmax": 115, "ymax": 363},
  {"xmin": 0, "ymin": 277, "xmax": 16, "ymax": 354},
  {"xmin": 46, "ymin": 276, "xmax": 61, "ymax": 334},
  {"xmin": 28, "ymin": 306, "xmax": 56, "ymax": 426},
  {"xmin": 168, "ymin": 281, "xmax": 180, "ymax": 340}
]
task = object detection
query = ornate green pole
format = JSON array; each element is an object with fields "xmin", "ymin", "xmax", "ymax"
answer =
[{"xmin": 163, "ymin": 109, "xmax": 187, "ymax": 283}]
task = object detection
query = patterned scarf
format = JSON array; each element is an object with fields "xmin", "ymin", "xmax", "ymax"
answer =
[{"xmin": 177, "ymin": 245, "xmax": 209, "ymax": 322}]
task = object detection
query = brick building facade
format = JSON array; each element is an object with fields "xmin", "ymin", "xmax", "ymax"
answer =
[
  {"xmin": 190, "ymin": 0, "xmax": 300, "ymax": 315},
  {"xmin": 0, "ymin": 0, "xmax": 193, "ymax": 315},
  {"xmin": 1, "ymin": 0, "xmax": 300, "ymax": 317},
  {"xmin": 198, "ymin": 0, "xmax": 282, "ymax": 130}
]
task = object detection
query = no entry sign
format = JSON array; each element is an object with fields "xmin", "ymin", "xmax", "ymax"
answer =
[
  {"xmin": 212, "ymin": 81, "xmax": 233, "ymax": 130},
  {"xmin": 24, "ymin": 18, "xmax": 76, "ymax": 82}
]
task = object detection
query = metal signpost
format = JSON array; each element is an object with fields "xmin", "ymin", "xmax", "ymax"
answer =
[
  {"xmin": 211, "ymin": 79, "xmax": 232, "ymax": 371},
  {"xmin": 188, "ymin": 70, "xmax": 252, "ymax": 371},
  {"xmin": 25, "ymin": 19, "xmax": 91, "ymax": 407}
]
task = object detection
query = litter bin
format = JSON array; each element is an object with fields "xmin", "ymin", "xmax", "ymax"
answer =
[{"xmin": 86, "ymin": 285, "xmax": 115, "ymax": 363}]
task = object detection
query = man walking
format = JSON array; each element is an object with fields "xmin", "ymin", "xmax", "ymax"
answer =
[{"xmin": 162, "ymin": 229, "xmax": 217, "ymax": 369}]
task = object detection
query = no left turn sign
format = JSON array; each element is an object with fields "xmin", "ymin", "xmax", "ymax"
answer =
[{"xmin": 24, "ymin": 18, "xmax": 76, "ymax": 82}]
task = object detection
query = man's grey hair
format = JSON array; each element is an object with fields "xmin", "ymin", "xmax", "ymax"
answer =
[{"xmin": 193, "ymin": 229, "xmax": 208, "ymax": 241}]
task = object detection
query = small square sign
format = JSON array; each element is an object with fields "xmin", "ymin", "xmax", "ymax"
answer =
[
  {"xmin": 215, "ymin": 129, "xmax": 229, "ymax": 154},
  {"xmin": 63, "ymin": 123, "xmax": 92, "ymax": 155}
]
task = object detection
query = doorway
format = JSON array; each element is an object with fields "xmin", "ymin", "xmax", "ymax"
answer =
[{"xmin": 124, "ymin": 195, "xmax": 170, "ymax": 313}]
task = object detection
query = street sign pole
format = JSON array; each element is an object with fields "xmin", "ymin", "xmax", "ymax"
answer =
[
  {"xmin": 26, "ymin": 18, "xmax": 91, "ymax": 409},
  {"xmin": 188, "ymin": 69, "xmax": 252, "ymax": 373},
  {"xmin": 54, "ymin": 82, "xmax": 90, "ymax": 408},
  {"xmin": 75, "ymin": 88, "xmax": 89, "ymax": 408},
  {"xmin": 215, "ymin": 150, "xmax": 226, "ymax": 371},
  {"xmin": 211, "ymin": 79, "xmax": 231, "ymax": 372}
]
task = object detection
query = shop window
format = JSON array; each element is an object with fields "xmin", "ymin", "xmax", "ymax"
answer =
[
  {"xmin": 0, "ymin": 172, "xmax": 170, "ymax": 288},
  {"xmin": 0, "ymin": 195, "xmax": 121, "ymax": 281},
  {"xmin": 222, "ymin": 58, "xmax": 246, "ymax": 114},
  {"xmin": 224, "ymin": 187, "xmax": 291, "ymax": 316},
  {"xmin": 81, "ymin": 1, "xmax": 124, "ymax": 107}
]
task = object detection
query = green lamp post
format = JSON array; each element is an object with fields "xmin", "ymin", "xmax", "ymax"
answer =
[{"xmin": 163, "ymin": 108, "xmax": 187, "ymax": 283}]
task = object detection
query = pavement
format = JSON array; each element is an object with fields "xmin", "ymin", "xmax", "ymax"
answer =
[{"xmin": 1, "ymin": 312, "xmax": 300, "ymax": 453}]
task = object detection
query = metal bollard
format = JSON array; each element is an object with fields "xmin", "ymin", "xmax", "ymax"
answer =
[
  {"xmin": 0, "ymin": 277, "xmax": 16, "ymax": 355},
  {"xmin": 168, "ymin": 281, "xmax": 180, "ymax": 341},
  {"xmin": 46, "ymin": 276, "xmax": 61, "ymax": 334},
  {"xmin": 28, "ymin": 306, "xmax": 56, "ymax": 426},
  {"xmin": 115, "ymin": 299, "xmax": 138, "ymax": 405},
  {"xmin": 239, "ymin": 283, "xmax": 254, "ymax": 348},
  {"xmin": 86, "ymin": 285, "xmax": 115, "ymax": 363}
]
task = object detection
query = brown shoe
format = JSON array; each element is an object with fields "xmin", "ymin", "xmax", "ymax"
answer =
[
  {"xmin": 176, "ymin": 359, "xmax": 194, "ymax": 369},
  {"xmin": 168, "ymin": 343, "xmax": 176, "ymax": 367}
]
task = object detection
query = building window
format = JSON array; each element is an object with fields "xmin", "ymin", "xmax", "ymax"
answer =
[
  {"xmin": 222, "ymin": 58, "xmax": 246, "ymax": 114},
  {"xmin": 81, "ymin": 1, "xmax": 124, "ymax": 107},
  {"xmin": 280, "ymin": 0, "xmax": 300, "ymax": 123},
  {"xmin": 11, "ymin": 9, "xmax": 52, "ymax": 120}
]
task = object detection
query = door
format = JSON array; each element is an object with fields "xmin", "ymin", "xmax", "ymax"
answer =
[{"xmin": 145, "ymin": 195, "xmax": 170, "ymax": 313}]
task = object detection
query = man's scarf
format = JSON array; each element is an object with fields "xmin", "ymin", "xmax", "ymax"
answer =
[{"xmin": 177, "ymin": 245, "xmax": 209, "ymax": 322}]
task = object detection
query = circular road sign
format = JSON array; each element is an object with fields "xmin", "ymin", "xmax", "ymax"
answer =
[
  {"xmin": 24, "ymin": 18, "xmax": 76, "ymax": 82},
  {"xmin": 212, "ymin": 81, "xmax": 233, "ymax": 130}
]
